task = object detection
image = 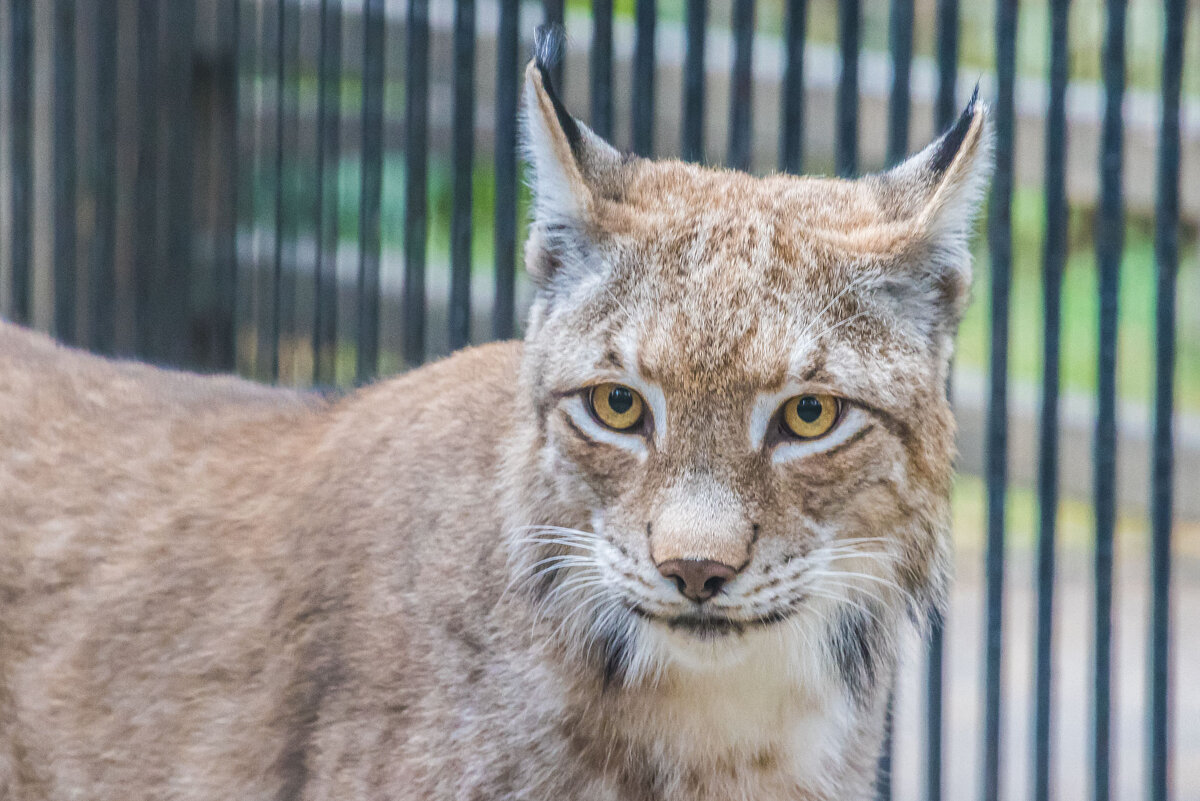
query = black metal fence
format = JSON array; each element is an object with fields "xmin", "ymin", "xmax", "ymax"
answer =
[{"xmin": 0, "ymin": 1, "xmax": 1192, "ymax": 800}]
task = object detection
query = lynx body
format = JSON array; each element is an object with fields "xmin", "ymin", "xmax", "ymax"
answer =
[{"xmin": 0, "ymin": 33, "xmax": 991, "ymax": 801}]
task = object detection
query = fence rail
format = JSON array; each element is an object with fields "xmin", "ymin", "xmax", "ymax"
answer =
[{"xmin": 0, "ymin": 1, "xmax": 1193, "ymax": 800}]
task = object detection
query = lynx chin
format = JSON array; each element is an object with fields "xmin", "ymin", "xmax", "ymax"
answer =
[{"xmin": 0, "ymin": 27, "xmax": 992, "ymax": 801}]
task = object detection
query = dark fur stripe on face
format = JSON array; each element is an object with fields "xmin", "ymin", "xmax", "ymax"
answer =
[
  {"xmin": 828, "ymin": 601, "xmax": 889, "ymax": 707},
  {"xmin": 598, "ymin": 622, "xmax": 633, "ymax": 691}
]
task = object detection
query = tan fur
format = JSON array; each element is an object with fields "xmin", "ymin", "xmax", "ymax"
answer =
[{"xmin": 0, "ymin": 49, "xmax": 991, "ymax": 800}]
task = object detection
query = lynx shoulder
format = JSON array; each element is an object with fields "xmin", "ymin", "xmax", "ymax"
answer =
[{"xmin": 0, "ymin": 27, "xmax": 990, "ymax": 801}]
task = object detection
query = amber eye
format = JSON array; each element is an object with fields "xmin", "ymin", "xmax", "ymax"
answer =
[
  {"xmin": 589, "ymin": 383, "xmax": 645, "ymax": 431},
  {"xmin": 781, "ymin": 394, "xmax": 841, "ymax": 439}
]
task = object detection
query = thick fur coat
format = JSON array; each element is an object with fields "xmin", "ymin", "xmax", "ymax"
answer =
[{"xmin": 0, "ymin": 30, "xmax": 992, "ymax": 801}]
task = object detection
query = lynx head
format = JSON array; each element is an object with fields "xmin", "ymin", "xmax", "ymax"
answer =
[{"xmin": 507, "ymin": 28, "xmax": 992, "ymax": 690}]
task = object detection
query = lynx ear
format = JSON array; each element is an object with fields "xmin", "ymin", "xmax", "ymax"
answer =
[
  {"xmin": 897, "ymin": 86, "xmax": 994, "ymax": 243},
  {"xmin": 522, "ymin": 26, "xmax": 622, "ymax": 287},
  {"xmin": 871, "ymin": 90, "xmax": 993, "ymax": 339}
]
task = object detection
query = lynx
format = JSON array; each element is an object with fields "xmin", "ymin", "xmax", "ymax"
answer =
[{"xmin": 0, "ymin": 29, "xmax": 991, "ymax": 801}]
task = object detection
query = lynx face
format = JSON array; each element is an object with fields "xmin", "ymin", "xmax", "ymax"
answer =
[{"xmin": 509, "ymin": 38, "xmax": 992, "ymax": 686}]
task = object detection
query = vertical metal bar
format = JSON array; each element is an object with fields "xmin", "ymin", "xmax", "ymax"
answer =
[
  {"xmin": 925, "ymin": 0, "xmax": 958, "ymax": 793},
  {"xmin": 876, "ymin": 691, "xmax": 895, "ymax": 801},
  {"xmin": 216, "ymin": 0, "xmax": 240, "ymax": 371},
  {"xmin": 631, "ymin": 0, "xmax": 655, "ymax": 156},
  {"xmin": 163, "ymin": 0, "xmax": 196, "ymax": 366},
  {"xmin": 834, "ymin": 0, "xmax": 858, "ymax": 176},
  {"xmin": 492, "ymin": 0, "xmax": 518, "ymax": 341},
  {"xmin": 543, "ymin": 0, "xmax": 564, "ymax": 93},
  {"xmin": 886, "ymin": 0, "xmax": 912, "ymax": 165},
  {"xmin": 726, "ymin": 0, "xmax": 753, "ymax": 171},
  {"xmin": 1033, "ymin": 1, "xmax": 1068, "ymax": 799},
  {"xmin": 134, "ymin": 0, "xmax": 158, "ymax": 358},
  {"xmin": 590, "ymin": 0, "xmax": 613, "ymax": 140},
  {"xmin": 449, "ymin": 0, "xmax": 475, "ymax": 352},
  {"xmin": 681, "ymin": 0, "xmax": 705, "ymax": 162},
  {"xmin": 404, "ymin": 0, "xmax": 429, "ymax": 367},
  {"xmin": 778, "ymin": 0, "xmax": 805, "ymax": 174},
  {"xmin": 356, "ymin": 0, "xmax": 384, "ymax": 382},
  {"xmin": 983, "ymin": 0, "xmax": 1017, "ymax": 799},
  {"xmin": 8, "ymin": 0, "xmax": 32, "ymax": 323},
  {"xmin": 934, "ymin": 0, "xmax": 958, "ymax": 129},
  {"xmin": 269, "ymin": 0, "xmax": 286, "ymax": 380},
  {"xmin": 1092, "ymin": 1, "xmax": 1125, "ymax": 799},
  {"xmin": 925, "ymin": 612, "xmax": 945, "ymax": 801},
  {"xmin": 255, "ymin": 0, "xmax": 275, "ymax": 377},
  {"xmin": 53, "ymin": 0, "xmax": 77, "ymax": 343},
  {"xmin": 280, "ymin": 0, "xmax": 300, "ymax": 376},
  {"xmin": 90, "ymin": 1, "xmax": 118, "ymax": 354},
  {"xmin": 268, "ymin": 0, "xmax": 300, "ymax": 379},
  {"xmin": 1148, "ymin": 1, "xmax": 1183, "ymax": 799},
  {"xmin": 313, "ymin": 0, "xmax": 341, "ymax": 384}
]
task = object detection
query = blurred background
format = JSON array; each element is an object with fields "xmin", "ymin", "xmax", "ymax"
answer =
[{"xmin": 0, "ymin": 0, "xmax": 1196, "ymax": 799}]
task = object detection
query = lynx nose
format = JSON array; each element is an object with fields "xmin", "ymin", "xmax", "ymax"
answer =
[{"xmin": 656, "ymin": 559, "xmax": 738, "ymax": 603}]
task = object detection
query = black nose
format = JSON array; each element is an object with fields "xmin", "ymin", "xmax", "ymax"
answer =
[{"xmin": 656, "ymin": 559, "xmax": 738, "ymax": 603}]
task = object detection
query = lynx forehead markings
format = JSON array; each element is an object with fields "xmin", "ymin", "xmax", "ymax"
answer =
[{"xmin": 0, "ymin": 26, "xmax": 991, "ymax": 801}]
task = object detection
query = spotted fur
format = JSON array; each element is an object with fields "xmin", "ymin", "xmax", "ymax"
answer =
[{"xmin": 0, "ymin": 28, "xmax": 991, "ymax": 801}]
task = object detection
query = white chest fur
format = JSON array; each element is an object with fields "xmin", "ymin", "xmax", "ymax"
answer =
[{"xmin": 619, "ymin": 622, "xmax": 856, "ymax": 798}]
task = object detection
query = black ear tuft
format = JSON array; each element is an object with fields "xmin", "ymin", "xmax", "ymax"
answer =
[
  {"xmin": 534, "ymin": 23, "xmax": 565, "ymax": 75},
  {"xmin": 929, "ymin": 82, "xmax": 981, "ymax": 176},
  {"xmin": 533, "ymin": 24, "xmax": 582, "ymax": 155}
]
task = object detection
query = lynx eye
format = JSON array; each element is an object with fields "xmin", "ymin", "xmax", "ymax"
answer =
[
  {"xmin": 589, "ymin": 383, "xmax": 645, "ymax": 431},
  {"xmin": 781, "ymin": 394, "xmax": 841, "ymax": 440}
]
